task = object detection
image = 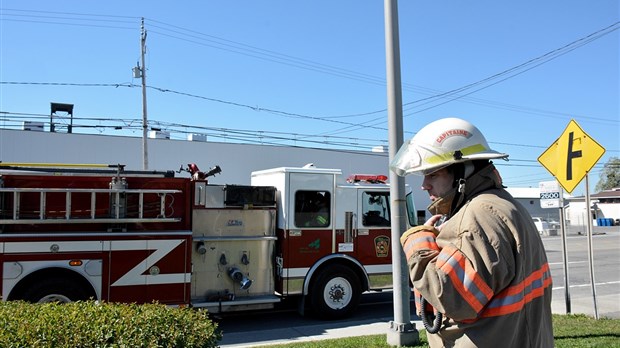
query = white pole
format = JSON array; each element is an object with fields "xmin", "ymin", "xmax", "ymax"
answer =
[
  {"xmin": 584, "ymin": 174, "xmax": 599, "ymax": 319},
  {"xmin": 558, "ymin": 193, "xmax": 571, "ymax": 314},
  {"xmin": 384, "ymin": 0, "xmax": 419, "ymax": 346}
]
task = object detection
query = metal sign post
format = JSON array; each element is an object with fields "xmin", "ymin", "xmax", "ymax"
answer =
[
  {"xmin": 584, "ymin": 174, "xmax": 599, "ymax": 319},
  {"xmin": 540, "ymin": 180, "xmax": 571, "ymax": 313},
  {"xmin": 558, "ymin": 202, "xmax": 571, "ymax": 314}
]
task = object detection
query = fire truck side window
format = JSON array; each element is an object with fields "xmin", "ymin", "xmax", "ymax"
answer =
[
  {"xmin": 362, "ymin": 192, "xmax": 391, "ymax": 227},
  {"xmin": 294, "ymin": 190, "xmax": 330, "ymax": 228}
]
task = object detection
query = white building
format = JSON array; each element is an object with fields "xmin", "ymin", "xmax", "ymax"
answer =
[{"xmin": 567, "ymin": 188, "xmax": 620, "ymax": 227}]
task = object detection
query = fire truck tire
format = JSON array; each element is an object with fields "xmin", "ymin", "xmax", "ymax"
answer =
[
  {"xmin": 21, "ymin": 278, "xmax": 93, "ymax": 303},
  {"xmin": 310, "ymin": 265, "xmax": 361, "ymax": 319}
]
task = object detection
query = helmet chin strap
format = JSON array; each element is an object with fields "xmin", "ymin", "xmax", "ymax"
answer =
[
  {"xmin": 463, "ymin": 161, "xmax": 475, "ymax": 179},
  {"xmin": 457, "ymin": 163, "xmax": 474, "ymax": 193},
  {"xmin": 449, "ymin": 161, "xmax": 474, "ymax": 216}
]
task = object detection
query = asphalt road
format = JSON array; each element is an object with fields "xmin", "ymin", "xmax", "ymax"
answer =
[
  {"xmin": 216, "ymin": 226, "xmax": 620, "ymax": 347},
  {"xmin": 544, "ymin": 226, "xmax": 620, "ymax": 319}
]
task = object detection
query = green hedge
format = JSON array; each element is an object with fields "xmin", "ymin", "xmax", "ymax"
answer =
[{"xmin": 0, "ymin": 301, "xmax": 221, "ymax": 347}]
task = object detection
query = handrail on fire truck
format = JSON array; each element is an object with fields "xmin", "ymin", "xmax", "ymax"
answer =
[{"xmin": 0, "ymin": 187, "xmax": 182, "ymax": 225}]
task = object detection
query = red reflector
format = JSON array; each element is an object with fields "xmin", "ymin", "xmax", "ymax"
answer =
[{"xmin": 346, "ymin": 174, "xmax": 388, "ymax": 184}]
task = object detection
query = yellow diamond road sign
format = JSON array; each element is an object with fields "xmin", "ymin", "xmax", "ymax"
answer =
[{"xmin": 538, "ymin": 119, "xmax": 606, "ymax": 193}]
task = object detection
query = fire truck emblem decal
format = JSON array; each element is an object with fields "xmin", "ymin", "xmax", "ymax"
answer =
[
  {"xmin": 308, "ymin": 239, "xmax": 320, "ymax": 250},
  {"xmin": 111, "ymin": 239, "xmax": 189, "ymax": 287},
  {"xmin": 299, "ymin": 238, "xmax": 320, "ymax": 254},
  {"xmin": 374, "ymin": 235, "xmax": 390, "ymax": 257}
]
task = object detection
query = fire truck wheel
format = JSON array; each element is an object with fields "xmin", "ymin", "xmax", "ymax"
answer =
[
  {"xmin": 21, "ymin": 278, "xmax": 92, "ymax": 303},
  {"xmin": 310, "ymin": 265, "xmax": 361, "ymax": 319}
]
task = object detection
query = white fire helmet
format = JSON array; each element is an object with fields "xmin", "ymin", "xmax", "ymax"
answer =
[{"xmin": 390, "ymin": 117, "xmax": 508, "ymax": 176}]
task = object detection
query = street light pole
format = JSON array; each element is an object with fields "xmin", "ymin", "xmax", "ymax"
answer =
[{"xmin": 384, "ymin": 0, "xmax": 419, "ymax": 346}]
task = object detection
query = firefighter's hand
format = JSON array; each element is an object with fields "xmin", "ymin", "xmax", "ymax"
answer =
[{"xmin": 426, "ymin": 214, "xmax": 446, "ymax": 232}]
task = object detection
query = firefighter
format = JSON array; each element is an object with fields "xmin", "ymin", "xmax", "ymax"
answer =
[
  {"xmin": 310, "ymin": 192, "xmax": 330, "ymax": 227},
  {"xmin": 390, "ymin": 118, "xmax": 554, "ymax": 347}
]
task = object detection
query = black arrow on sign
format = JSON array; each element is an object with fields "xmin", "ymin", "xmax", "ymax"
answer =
[{"xmin": 566, "ymin": 131, "xmax": 582, "ymax": 181}]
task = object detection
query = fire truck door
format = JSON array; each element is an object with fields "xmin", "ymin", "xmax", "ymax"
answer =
[
  {"xmin": 287, "ymin": 172, "xmax": 336, "ymax": 266},
  {"xmin": 354, "ymin": 190, "xmax": 392, "ymax": 265}
]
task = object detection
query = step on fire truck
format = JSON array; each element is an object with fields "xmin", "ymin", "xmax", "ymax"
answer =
[{"xmin": 0, "ymin": 162, "xmax": 416, "ymax": 318}]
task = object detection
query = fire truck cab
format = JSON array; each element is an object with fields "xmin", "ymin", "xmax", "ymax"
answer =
[
  {"xmin": 0, "ymin": 163, "xmax": 416, "ymax": 319},
  {"xmin": 251, "ymin": 166, "xmax": 416, "ymax": 318}
]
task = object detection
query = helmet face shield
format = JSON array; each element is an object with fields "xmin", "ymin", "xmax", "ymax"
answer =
[
  {"xmin": 390, "ymin": 141, "xmax": 451, "ymax": 176},
  {"xmin": 390, "ymin": 138, "xmax": 421, "ymax": 176},
  {"xmin": 389, "ymin": 117, "xmax": 508, "ymax": 177}
]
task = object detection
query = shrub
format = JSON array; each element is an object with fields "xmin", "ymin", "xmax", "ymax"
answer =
[{"xmin": 0, "ymin": 301, "xmax": 221, "ymax": 347}]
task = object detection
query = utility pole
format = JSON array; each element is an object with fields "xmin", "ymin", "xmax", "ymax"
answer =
[
  {"xmin": 384, "ymin": 0, "xmax": 419, "ymax": 346},
  {"xmin": 140, "ymin": 17, "xmax": 149, "ymax": 170}
]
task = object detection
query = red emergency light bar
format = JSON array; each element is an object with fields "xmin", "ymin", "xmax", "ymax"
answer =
[{"xmin": 346, "ymin": 174, "xmax": 388, "ymax": 184}]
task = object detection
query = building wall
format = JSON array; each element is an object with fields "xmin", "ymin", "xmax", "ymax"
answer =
[{"xmin": 513, "ymin": 197, "xmax": 561, "ymax": 222}]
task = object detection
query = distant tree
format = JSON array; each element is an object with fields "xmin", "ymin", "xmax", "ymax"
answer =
[{"xmin": 595, "ymin": 157, "xmax": 620, "ymax": 192}]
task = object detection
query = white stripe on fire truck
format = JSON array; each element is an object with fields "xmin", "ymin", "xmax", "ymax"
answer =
[
  {"xmin": 110, "ymin": 239, "xmax": 190, "ymax": 287},
  {"xmin": 364, "ymin": 264, "xmax": 393, "ymax": 273},
  {"xmin": 283, "ymin": 264, "xmax": 392, "ymax": 278},
  {"xmin": 2, "ymin": 241, "xmax": 104, "ymax": 253},
  {"xmin": 1, "ymin": 239, "xmax": 190, "ymax": 287}
]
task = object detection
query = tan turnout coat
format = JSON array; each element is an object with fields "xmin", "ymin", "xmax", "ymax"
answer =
[{"xmin": 401, "ymin": 165, "xmax": 554, "ymax": 347}]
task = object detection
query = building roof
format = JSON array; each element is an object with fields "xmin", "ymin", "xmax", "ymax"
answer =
[{"xmin": 591, "ymin": 188, "xmax": 620, "ymax": 199}]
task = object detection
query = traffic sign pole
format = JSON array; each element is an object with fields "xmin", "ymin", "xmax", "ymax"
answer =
[
  {"xmin": 584, "ymin": 174, "xmax": 599, "ymax": 319},
  {"xmin": 540, "ymin": 180, "xmax": 572, "ymax": 313},
  {"xmin": 558, "ymin": 187, "xmax": 571, "ymax": 314}
]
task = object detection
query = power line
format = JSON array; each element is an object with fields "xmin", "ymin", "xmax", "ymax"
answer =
[
  {"xmin": 330, "ymin": 21, "xmax": 620, "ymax": 134},
  {"xmin": 0, "ymin": 13, "xmax": 136, "ymax": 30},
  {"xmin": 2, "ymin": 10, "xmax": 617, "ymax": 132},
  {"xmin": 3, "ymin": 8, "xmax": 618, "ymax": 126},
  {"xmin": 2, "ymin": 10, "xmax": 618, "ymax": 155},
  {"xmin": 152, "ymin": 17, "xmax": 619, "ymax": 131},
  {"xmin": 2, "ymin": 82, "xmax": 618, "ymax": 154},
  {"xmin": 3, "ymin": 110, "xmax": 618, "ymax": 158}
]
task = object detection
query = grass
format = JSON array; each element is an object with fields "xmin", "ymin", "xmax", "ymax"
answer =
[{"xmin": 252, "ymin": 314, "xmax": 620, "ymax": 348}]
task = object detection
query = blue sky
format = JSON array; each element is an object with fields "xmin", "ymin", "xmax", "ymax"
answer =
[{"xmin": 1, "ymin": 1, "xmax": 618, "ymax": 195}]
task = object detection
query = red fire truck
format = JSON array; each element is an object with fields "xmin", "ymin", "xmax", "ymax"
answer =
[{"xmin": 0, "ymin": 162, "xmax": 416, "ymax": 318}]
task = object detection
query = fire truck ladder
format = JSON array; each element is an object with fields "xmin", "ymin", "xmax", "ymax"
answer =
[{"xmin": 0, "ymin": 187, "xmax": 182, "ymax": 225}]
